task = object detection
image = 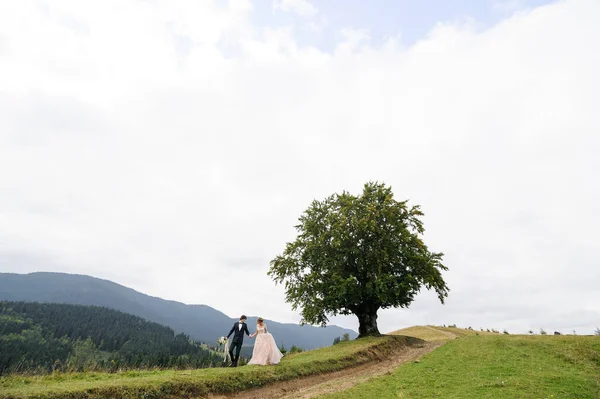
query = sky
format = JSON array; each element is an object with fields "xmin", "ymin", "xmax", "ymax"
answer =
[{"xmin": 1, "ymin": 0, "xmax": 599, "ymax": 335}]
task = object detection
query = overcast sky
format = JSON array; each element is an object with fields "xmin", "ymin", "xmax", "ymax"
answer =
[{"xmin": 1, "ymin": 0, "xmax": 598, "ymax": 335}]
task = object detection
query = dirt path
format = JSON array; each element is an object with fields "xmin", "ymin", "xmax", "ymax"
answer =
[{"xmin": 208, "ymin": 341, "xmax": 442, "ymax": 399}]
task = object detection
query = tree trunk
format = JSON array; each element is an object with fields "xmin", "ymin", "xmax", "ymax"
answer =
[{"xmin": 356, "ymin": 308, "xmax": 381, "ymax": 338}]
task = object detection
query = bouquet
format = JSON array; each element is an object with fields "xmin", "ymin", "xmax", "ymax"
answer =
[{"xmin": 218, "ymin": 336, "xmax": 230, "ymax": 363}]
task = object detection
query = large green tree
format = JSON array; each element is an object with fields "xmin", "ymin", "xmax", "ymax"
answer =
[{"xmin": 269, "ymin": 182, "xmax": 449, "ymax": 337}]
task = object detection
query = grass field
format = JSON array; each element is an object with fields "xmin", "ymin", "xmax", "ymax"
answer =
[
  {"xmin": 0, "ymin": 335, "xmax": 418, "ymax": 399},
  {"xmin": 391, "ymin": 325, "xmax": 498, "ymax": 341},
  {"xmin": 3, "ymin": 326, "xmax": 598, "ymax": 399},
  {"xmin": 323, "ymin": 327, "xmax": 600, "ymax": 399}
]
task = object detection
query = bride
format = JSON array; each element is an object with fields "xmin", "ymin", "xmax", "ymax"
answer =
[{"xmin": 248, "ymin": 318, "xmax": 284, "ymax": 365}]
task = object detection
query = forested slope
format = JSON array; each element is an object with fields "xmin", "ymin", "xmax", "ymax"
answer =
[{"xmin": 0, "ymin": 301, "xmax": 221, "ymax": 375}]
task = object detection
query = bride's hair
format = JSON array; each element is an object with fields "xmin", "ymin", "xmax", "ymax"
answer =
[{"xmin": 257, "ymin": 318, "xmax": 264, "ymax": 324}]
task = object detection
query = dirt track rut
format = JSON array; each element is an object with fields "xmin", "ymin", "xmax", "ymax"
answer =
[{"xmin": 207, "ymin": 340, "xmax": 442, "ymax": 399}]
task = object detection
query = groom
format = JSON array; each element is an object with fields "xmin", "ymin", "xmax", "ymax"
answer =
[{"xmin": 226, "ymin": 315, "xmax": 252, "ymax": 367}]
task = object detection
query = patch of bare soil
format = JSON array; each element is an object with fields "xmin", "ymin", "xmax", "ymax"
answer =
[{"xmin": 207, "ymin": 340, "xmax": 442, "ymax": 399}]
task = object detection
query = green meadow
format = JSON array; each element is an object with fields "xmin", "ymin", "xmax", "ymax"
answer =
[
  {"xmin": 0, "ymin": 335, "xmax": 417, "ymax": 399},
  {"xmin": 323, "ymin": 328, "xmax": 600, "ymax": 399},
  {"xmin": 2, "ymin": 326, "xmax": 599, "ymax": 399}
]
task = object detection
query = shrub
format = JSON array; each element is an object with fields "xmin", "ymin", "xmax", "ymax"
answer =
[{"xmin": 540, "ymin": 328, "xmax": 547, "ymax": 335}]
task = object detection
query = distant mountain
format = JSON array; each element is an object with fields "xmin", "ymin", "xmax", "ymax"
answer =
[
  {"xmin": 0, "ymin": 272, "xmax": 357, "ymax": 349},
  {"xmin": 0, "ymin": 301, "xmax": 221, "ymax": 374}
]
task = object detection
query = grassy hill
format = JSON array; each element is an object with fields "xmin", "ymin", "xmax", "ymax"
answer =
[
  {"xmin": 324, "ymin": 326, "xmax": 600, "ymax": 399},
  {"xmin": 390, "ymin": 325, "xmax": 499, "ymax": 341},
  {"xmin": 0, "ymin": 272, "xmax": 357, "ymax": 349},
  {"xmin": 1, "ymin": 325, "xmax": 597, "ymax": 398},
  {"xmin": 0, "ymin": 335, "xmax": 417, "ymax": 399}
]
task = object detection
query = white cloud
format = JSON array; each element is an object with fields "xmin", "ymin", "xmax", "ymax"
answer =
[
  {"xmin": 273, "ymin": 0, "xmax": 318, "ymax": 18},
  {"xmin": 493, "ymin": 0, "xmax": 526, "ymax": 14},
  {"xmin": 304, "ymin": 18, "xmax": 328, "ymax": 33},
  {"xmin": 336, "ymin": 28, "xmax": 371, "ymax": 53},
  {"xmin": 229, "ymin": 0, "xmax": 253, "ymax": 13},
  {"xmin": 1, "ymin": 0, "xmax": 599, "ymax": 335}
]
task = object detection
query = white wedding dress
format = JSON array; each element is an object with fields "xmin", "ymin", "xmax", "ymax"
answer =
[{"xmin": 248, "ymin": 324, "xmax": 283, "ymax": 365}]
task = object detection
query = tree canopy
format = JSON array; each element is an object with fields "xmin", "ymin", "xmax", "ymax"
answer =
[{"xmin": 269, "ymin": 182, "xmax": 450, "ymax": 337}]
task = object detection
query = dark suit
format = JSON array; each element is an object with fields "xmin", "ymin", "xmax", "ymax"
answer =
[{"xmin": 227, "ymin": 321, "xmax": 250, "ymax": 366}]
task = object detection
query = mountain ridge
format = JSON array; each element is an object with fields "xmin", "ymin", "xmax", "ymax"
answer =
[{"xmin": 0, "ymin": 272, "xmax": 358, "ymax": 349}]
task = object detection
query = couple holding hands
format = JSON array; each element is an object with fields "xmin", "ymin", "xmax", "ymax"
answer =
[{"xmin": 226, "ymin": 315, "xmax": 283, "ymax": 367}]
